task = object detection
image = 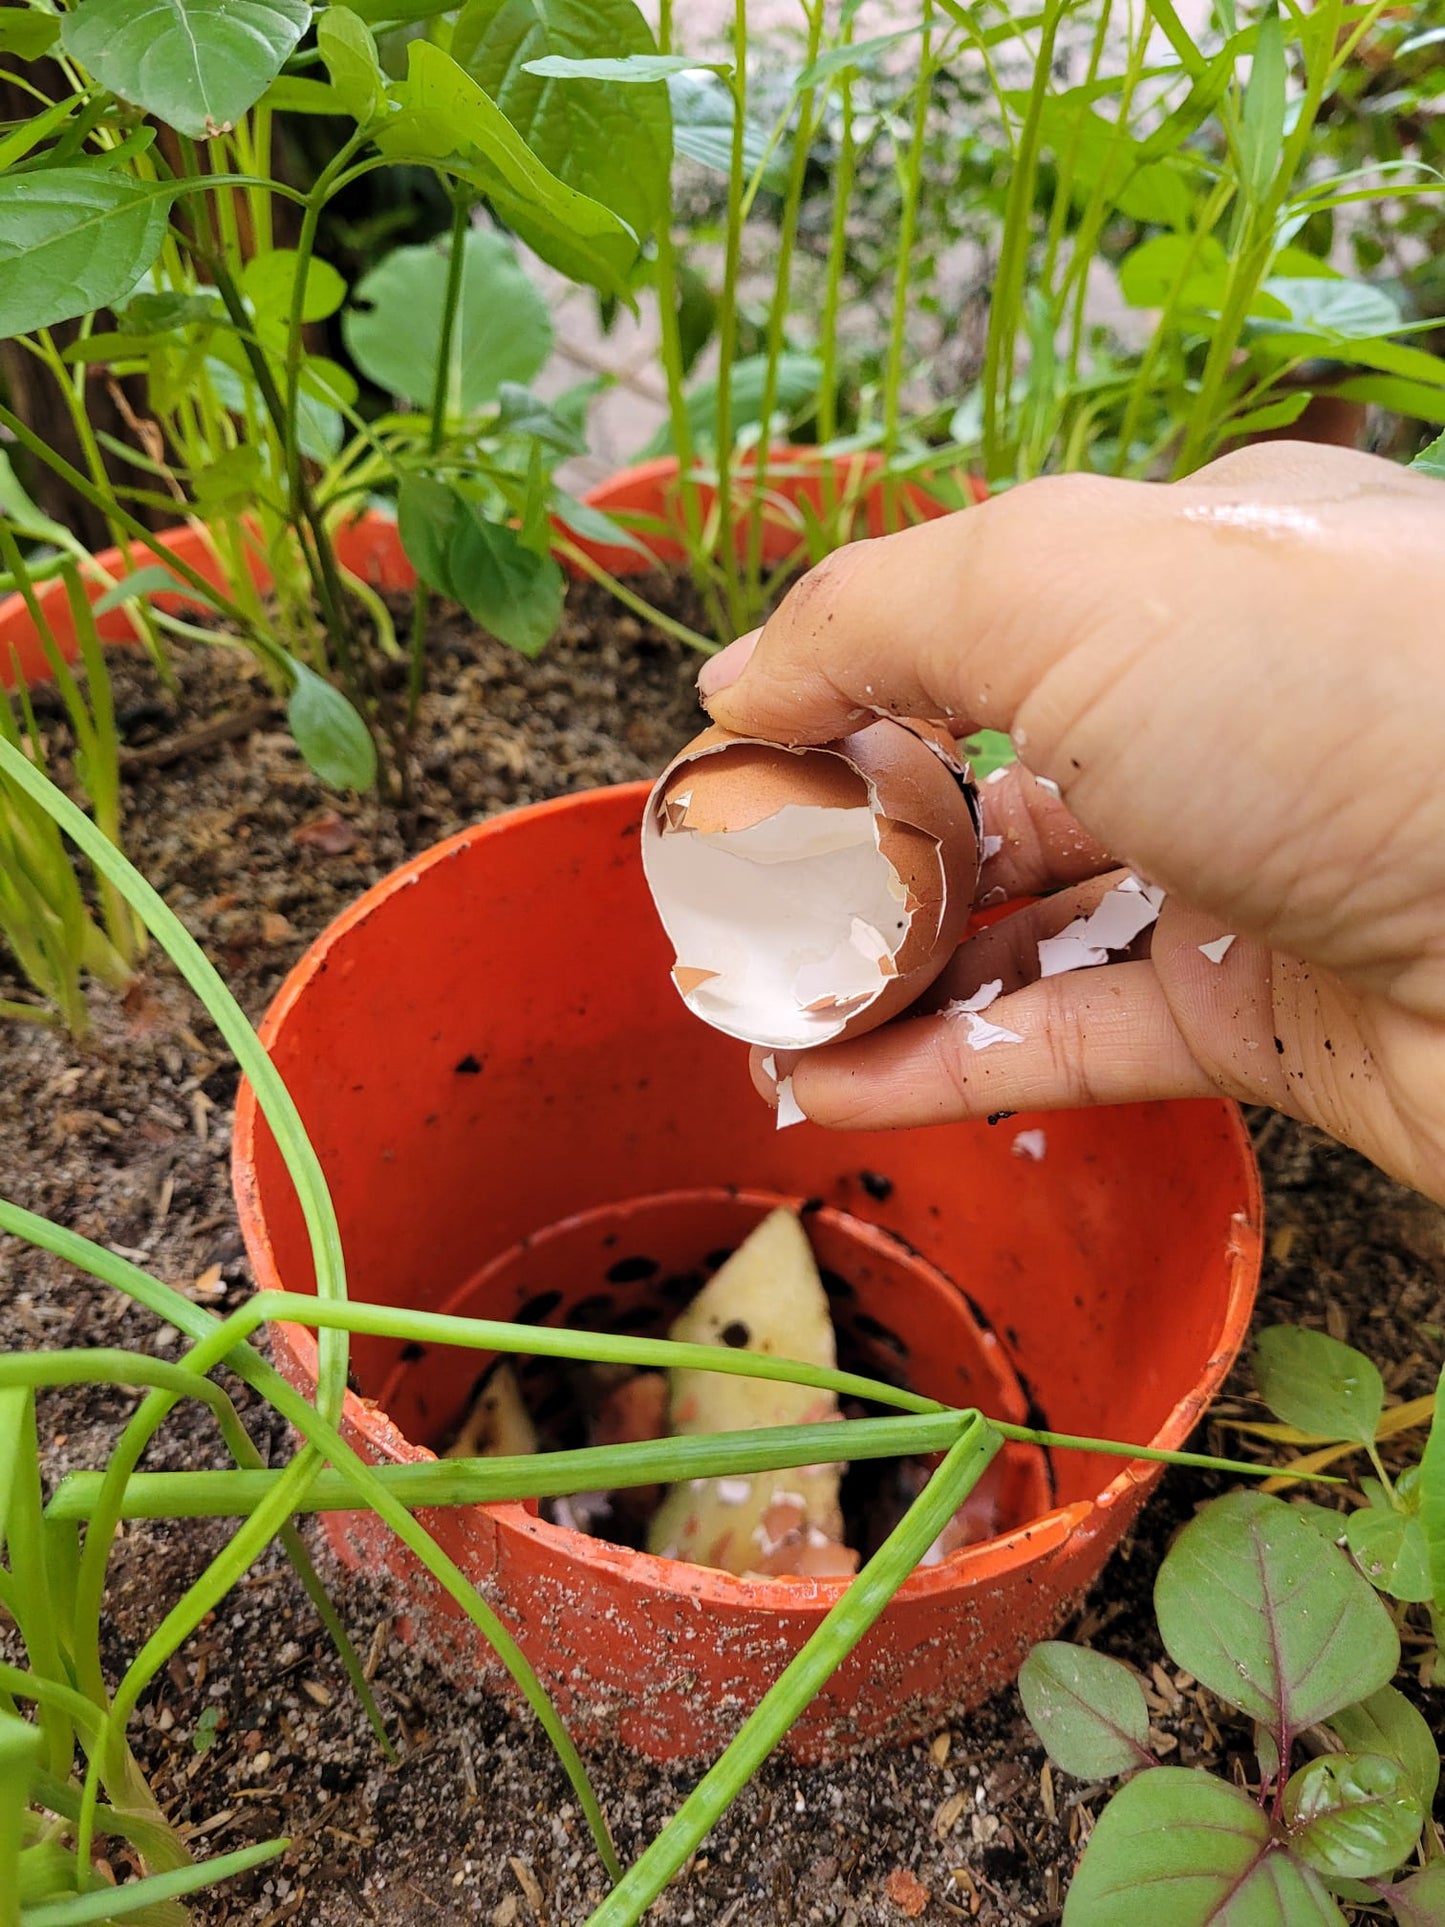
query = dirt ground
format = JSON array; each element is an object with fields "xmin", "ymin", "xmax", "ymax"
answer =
[{"xmin": 2, "ymin": 580, "xmax": 1442, "ymax": 1925}]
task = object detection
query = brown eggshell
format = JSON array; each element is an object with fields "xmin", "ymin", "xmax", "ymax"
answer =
[{"xmin": 642, "ymin": 717, "xmax": 982, "ymax": 1048}]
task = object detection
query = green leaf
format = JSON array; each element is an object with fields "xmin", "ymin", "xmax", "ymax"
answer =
[
  {"xmin": 667, "ymin": 69, "xmax": 788, "ymax": 195},
  {"xmin": 798, "ymin": 26, "xmax": 929, "ymax": 88},
  {"xmin": 1330, "ymin": 375, "xmax": 1445, "ymax": 428},
  {"xmin": 1345, "ymin": 1507, "xmax": 1433, "ymax": 1602},
  {"xmin": 647, "ymin": 352, "xmax": 822, "ymax": 455},
  {"xmin": 1118, "ymin": 233, "xmax": 1228, "ymax": 310},
  {"xmin": 1225, "ymin": 392, "xmax": 1312, "ymax": 437},
  {"xmin": 242, "ymin": 249, "xmax": 347, "ymax": 326},
  {"xmin": 551, "ymin": 490, "xmax": 654, "ymax": 559},
  {"xmin": 1153, "ymin": 1490, "xmax": 1398, "ymax": 1734},
  {"xmin": 1328, "ymin": 1686, "xmax": 1440, "ymax": 1815},
  {"xmin": 1256, "ymin": 278, "xmax": 1405, "ymax": 340},
  {"xmin": 398, "ymin": 476, "xmax": 563, "ymax": 656},
  {"xmin": 1035, "ymin": 95, "xmax": 1196, "ymax": 230},
  {"xmin": 344, "ymin": 228, "xmax": 551, "ymax": 413},
  {"xmin": 262, "ymin": 72, "xmax": 349, "ymax": 113},
  {"xmin": 960, "ymin": 729, "xmax": 1016, "ymax": 780},
  {"xmin": 1283, "ymin": 1753, "xmax": 1422, "ymax": 1882},
  {"xmin": 0, "ymin": 171, "xmax": 172, "ymax": 340},
  {"xmin": 0, "ymin": 451, "xmax": 73, "ymax": 546},
  {"xmin": 1254, "ymin": 1326, "xmax": 1383, "ymax": 1445},
  {"xmin": 286, "ymin": 662, "xmax": 377, "ymax": 792},
  {"xmin": 1423, "ymin": 1365, "xmax": 1445, "ymax": 1609},
  {"xmin": 1017, "ymin": 1643, "xmax": 1151, "ymax": 1779},
  {"xmin": 496, "ymin": 383, "xmax": 585, "ymax": 455},
  {"xmin": 453, "ymin": 0, "xmax": 671, "ymax": 252},
  {"xmin": 1290, "ymin": 1499, "xmax": 1348, "ymax": 1545},
  {"xmin": 344, "ymin": 0, "xmax": 451, "ymax": 18},
  {"xmin": 1062, "ymin": 1769, "xmax": 1344, "ymax": 1927},
  {"xmin": 1237, "ymin": 6, "xmax": 1286, "ymax": 209},
  {"xmin": 316, "ymin": 5, "xmax": 384, "ymax": 121},
  {"xmin": 1387, "ymin": 1866, "xmax": 1445, "ymax": 1927},
  {"xmin": 92, "ymin": 565, "xmax": 182, "ymax": 614},
  {"xmin": 1412, "ymin": 429, "xmax": 1445, "ymax": 482},
  {"xmin": 60, "ymin": 0, "xmax": 309, "ymax": 139},
  {"xmin": 23, "ymin": 1839, "xmax": 286, "ymax": 1925},
  {"xmin": 379, "ymin": 41, "xmax": 638, "ymax": 298},
  {"xmin": 521, "ymin": 52, "xmax": 702, "ymax": 81},
  {"xmin": 0, "ymin": 8, "xmax": 59, "ymax": 55}
]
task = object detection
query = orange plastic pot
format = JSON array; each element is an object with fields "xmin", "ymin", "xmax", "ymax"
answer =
[
  {"xmin": 576, "ymin": 446, "xmax": 988, "ymax": 575},
  {"xmin": 234, "ymin": 776, "xmax": 1261, "ymax": 1760},
  {"xmin": 226, "ymin": 452, "xmax": 1255, "ymax": 1760},
  {"xmin": 0, "ymin": 516, "xmax": 416, "ymax": 690}
]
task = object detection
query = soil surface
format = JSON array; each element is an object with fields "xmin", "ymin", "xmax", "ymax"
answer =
[{"xmin": 2, "ymin": 580, "xmax": 1442, "ymax": 1926}]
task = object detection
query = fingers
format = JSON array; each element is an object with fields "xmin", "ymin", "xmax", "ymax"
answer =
[
  {"xmin": 761, "ymin": 962, "xmax": 1218, "ymax": 1133},
  {"xmin": 701, "ymin": 449, "xmax": 1445, "ymax": 996},
  {"xmin": 975, "ymin": 763, "xmax": 1115, "ymax": 904}
]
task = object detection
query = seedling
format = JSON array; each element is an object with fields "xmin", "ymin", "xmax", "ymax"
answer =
[{"xmin": 1021, "ymin": 1323, "xmax": 1445, "ymax": 1924}]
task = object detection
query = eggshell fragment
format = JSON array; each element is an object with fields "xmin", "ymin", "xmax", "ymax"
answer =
[{"xmin": 642, "ymin": 720, "xmax": 981, "ymax": 1049}]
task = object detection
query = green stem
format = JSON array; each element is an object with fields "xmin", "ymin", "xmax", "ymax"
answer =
[
  {"xmin": 816, "ymin": 25, "xmax": 856, "ymax": 484},
  {"xmin": 408, "ymin": 188, "xmax": 471, "ymax": 729},
  {"xmin": 743, "ymin": 0, "xmax": 825, "ymax": 599},
  {"xmin": 881, "ymin": 0, "xmax": 934, "ymax": 521},
  {"xmin": 981, "ymin": 0, "xmax": 1063, "ymax": 481},
  {"xmin": 652, "ymin": 0, "xmax": 726, "ymax": 638},
  {"xmin": 554, "ymin": 538, "xmax": 717, "ymax": 653},
  {"xmin": 586, "ymin": 1419, "xmax": 1000, "ymax": 1925},
  {"xmin": 712, "ymin": 0, "xmax": 751, "ymax": 636},
  {"xmin": 49, "ymin": 1413, "xmax": 969, "ymax": 1521},
  {"xmin": 0, "ymin": 743, "xmax": 350, "ymax": 1423}
]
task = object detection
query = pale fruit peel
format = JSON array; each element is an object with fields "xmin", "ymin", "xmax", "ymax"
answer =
[{"xmin": 645, "ymin": 1208, "xmax": 857, "ymax": 1579}]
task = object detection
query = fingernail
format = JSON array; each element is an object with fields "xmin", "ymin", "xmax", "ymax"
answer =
[{"xmin": 698, "ymin": 628, "xmax": 760, "ymax": 704}]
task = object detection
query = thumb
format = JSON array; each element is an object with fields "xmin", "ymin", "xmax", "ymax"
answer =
[{"xmin": 698, "ymin": 475, "xmax": 1166, "ymax": 748}]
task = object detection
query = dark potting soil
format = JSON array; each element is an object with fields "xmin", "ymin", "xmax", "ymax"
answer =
[{"xmin": 1, "ymin": 578, "xmax": 1443, "ymax": 1927}]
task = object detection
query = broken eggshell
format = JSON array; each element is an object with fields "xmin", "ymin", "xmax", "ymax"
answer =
[{"xmin": 641, "ymin": 720, "xmax": 982, "ymax": 1050}]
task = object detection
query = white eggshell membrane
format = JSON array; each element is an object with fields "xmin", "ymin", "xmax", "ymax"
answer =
[
  {"xmin": 643, "ymin": 724, "xmax": 980, "ymax": 1052},
  {"xmin": 643, "ymin": 798, "xmax": 913, "ymax": 1049}
]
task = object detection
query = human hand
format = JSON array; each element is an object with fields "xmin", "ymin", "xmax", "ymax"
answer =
[{"xmin": 697, "ymin": 443, "xmax": 1445, "ymax": 1203}]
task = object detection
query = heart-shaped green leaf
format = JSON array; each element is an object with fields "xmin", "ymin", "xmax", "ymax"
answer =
[
  {"xmin": 398, "ymin": 477, "xmax": 563, "ymax": 657},
  {"xmin": 1063, "ymin": 1768, "xmax": 1343, "ymax": 1926},
  {"xmin": 61, "ymin": 0, "xmax": 310, "ymax": 139},
  {"xmin": 1283, "ymin": 1753, "xmax": 1423, "ymax": 1881},
  {"xmin": 0, "ymin": 172, "xmax": 172, "ymax": 340},
  {"xmin": 453, "ymin": 0, "xmax": 671, "ymax": 248},
  {"xmin": 1154, "ymin": 1491, "xmax": 1398, "ymax": 1734},
  {"xmin": 286, "ymin": 662, "xmax": 377, "ymax": 792},
  {"xmin": 344, "ymin": 229, "xmax": 550, "ymax": 414},
  {"xmin": 1018, "ymin": 1643, "xmax": 1151, "ymax": 1780},
  {"xmin": 1254, "ymin": 1326, "xmax": 1383, "ymax": 1444},
  {"xmin": 1328, "ymin": 1687, "xmax": 1440, "ymax": 1814},
  {"xmin": 1345, "ymin": 1506, "xmax": 1433, "ymax": 1602},
  {"xmin": 1256, "ymin": 277, "xmax": 1405, "ymax": 342}
]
